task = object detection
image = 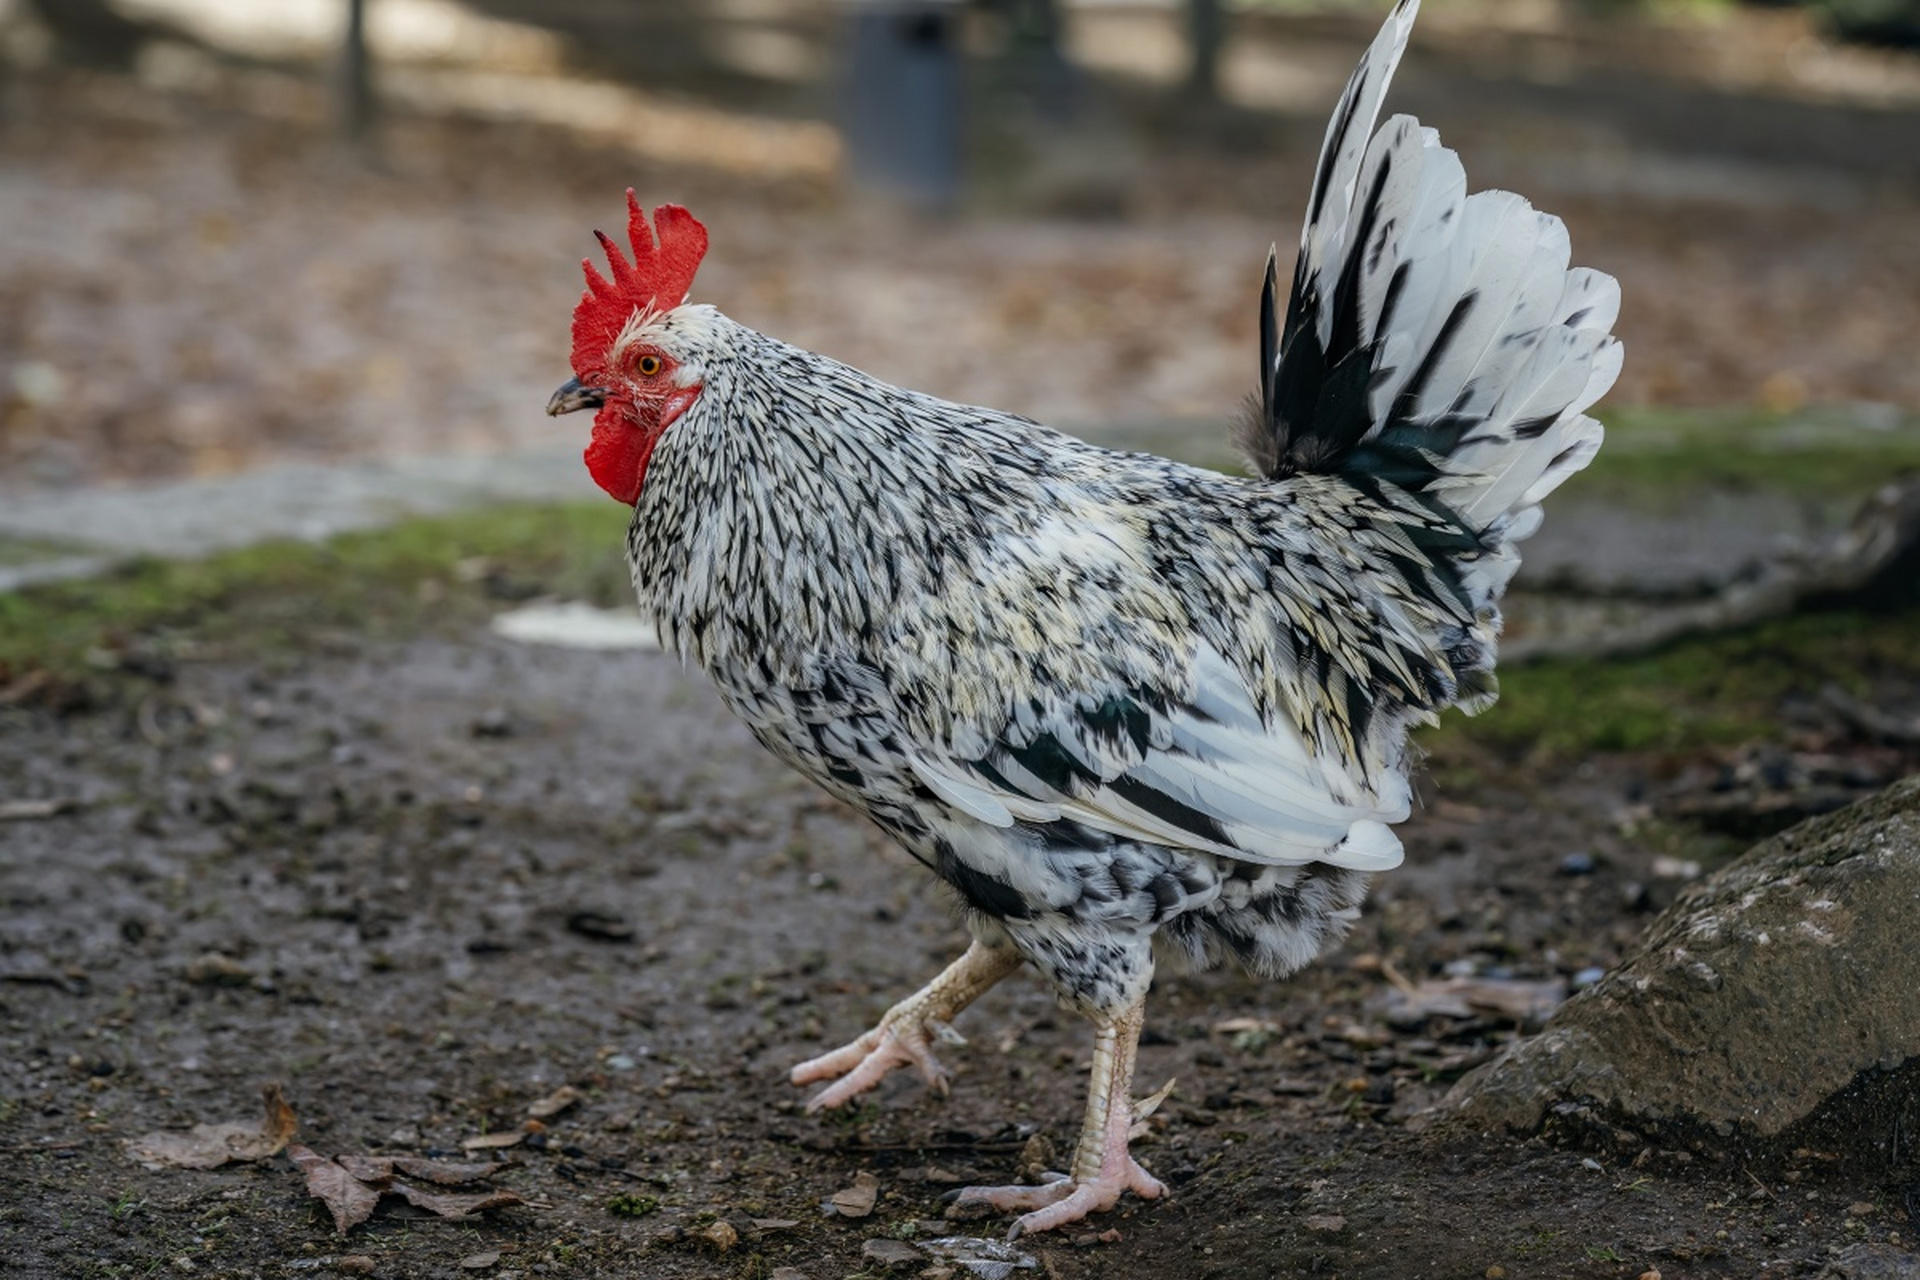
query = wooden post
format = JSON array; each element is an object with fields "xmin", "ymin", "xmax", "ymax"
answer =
[
  {"xmin": 338, "ymin": 0, "xmax": 374, "ymax": 148},
  {"xmin": 1187, "ymin": 0, "xmax": 1222, "ymax": 100}
]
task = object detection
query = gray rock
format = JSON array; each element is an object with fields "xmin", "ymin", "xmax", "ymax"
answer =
[{"xmin": 1445, "ymin": 776, "xmax": 1920, "ymax": 1159}]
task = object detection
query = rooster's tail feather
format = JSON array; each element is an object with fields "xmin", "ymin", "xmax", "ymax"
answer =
[{"xmin": 1239, "ymin": 0, "xmax": 1620, "ymax": 710}]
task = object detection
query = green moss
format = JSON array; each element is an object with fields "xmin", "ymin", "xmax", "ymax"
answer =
[
  {"xmin": 605, "ymin": 1193, "xmax": 659, "ymax": 1218},
  {"xmin": 6, "ymin": 482, "xmax": 1917, "ymax": 767},
  {"xmin": 1582, "ymin": 404, "xmax": 1920, "ymax": 509},
  {"xmin": 0, "ymin": 501, "xmax": 631, "ymax": 685},
  {"xmin": 1424, "ymin": 603, "xmax": 1920, "ymax": 760}
]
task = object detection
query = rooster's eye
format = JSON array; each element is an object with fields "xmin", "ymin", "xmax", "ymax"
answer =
[{"xmin": 636, "ymin": 354, "xmax": 663, "ymax": 377}]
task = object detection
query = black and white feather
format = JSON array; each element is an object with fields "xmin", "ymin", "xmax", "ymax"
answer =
[{"xmin": 1245, "ymin": 0, "xmax": 1619, "ymax": 705}]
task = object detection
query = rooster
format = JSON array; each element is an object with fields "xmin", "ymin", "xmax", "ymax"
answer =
[{"xmin": 547, "ymin": 0, "xmax": 1618, "ymax": 1239}]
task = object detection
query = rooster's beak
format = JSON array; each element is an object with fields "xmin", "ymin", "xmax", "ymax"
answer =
[{"xmin": 547, "ymin": 377, "xmax": 608, "ymax": 416}]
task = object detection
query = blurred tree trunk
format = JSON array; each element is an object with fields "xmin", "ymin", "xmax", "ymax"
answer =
[
  {"xmin": 1187, "ymin": 0, "xmax": 1222, "ymax": 99},
  {"xmin": 20, "ymin": 0, "xmax": 149, "ymax": 69},
  {"xmin": 338, "ymin": 0, "xmax": 375, "ymax": 148}
]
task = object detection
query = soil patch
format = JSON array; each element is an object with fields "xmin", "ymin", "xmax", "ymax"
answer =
[{"xmin": 4, "ymin": 611, "xmax": 1917, "ymax": 1278}]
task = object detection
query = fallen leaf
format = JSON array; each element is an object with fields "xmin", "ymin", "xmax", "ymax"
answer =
[
  {"xmin": 335, "ymin": 1154, "xmax": 398, "ymax": 1184},
  {"xmin": 391, "ymin": 1156, "xmax": 507, "ymax": 1185},
  {"xmin": 829, "ymin": 1170, "xmax": 880, "ymax": 1218},
  {"xmin": 286, "ymin": 1146, "xmax": 520, "ymax": 1233},
  {"xmin": 389, "ymin": 1179, "xmax": 525, "ymax": 1219},
  {"xmin": 288, "ymin": 1144, "xmax": 383, "ymax": 1233},
  {"xmin": 526, "ymin": 1085, "xmax": 582, "ymax": 1119},
  {"xmin": 125, "ymin": 1082, "xmax": 297, "ymax": 1170}
]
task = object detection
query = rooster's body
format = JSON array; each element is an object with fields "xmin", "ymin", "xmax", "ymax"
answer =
[{"xmin": 549, "ymin": 0, "xmax": 1620, "ymax": 1238}]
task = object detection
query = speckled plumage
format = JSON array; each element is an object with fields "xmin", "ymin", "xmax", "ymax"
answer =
[
  {"xmin": 557, "ymin": 0, "xmax": 1619, "ymax": 1233},
  {"xmin": 623, "ymin": 308, "xmax": 1440, "ymax": 1008}
]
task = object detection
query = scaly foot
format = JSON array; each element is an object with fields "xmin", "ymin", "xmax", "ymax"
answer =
[
  {"xmin": 945, "ymin": 1156, "xmax": 1165, "ymax": 1240},
  {"xmin": 790, "ymin": 1011, "xmax": 962, "ymax": 1111},
  {"xmin": 791, "ymin": 941, "xmax": 1021, "ymax": 1112},
  {"xmin": 940, "ymin": 996, "xmax": 1167, "ymax": 1239}
]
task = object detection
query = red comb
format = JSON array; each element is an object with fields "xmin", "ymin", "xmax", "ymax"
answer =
[{"xmin": 569, "ymin": 192, "xmax": 708, "ymax": 379}]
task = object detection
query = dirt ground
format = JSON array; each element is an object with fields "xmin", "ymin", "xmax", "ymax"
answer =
[{"xmin": 2, "ymin": 614, "xmax": 1918, "ymax": 1280}]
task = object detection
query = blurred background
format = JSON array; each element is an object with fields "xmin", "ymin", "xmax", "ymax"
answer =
[{"xmin": 1, "ymin": 0, "xmax": 1917, "ymax": 496}]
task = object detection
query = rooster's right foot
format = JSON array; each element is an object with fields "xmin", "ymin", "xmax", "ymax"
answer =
[{"xmin": 791, "ymin": 941, "xmax": 1021, "ymax": 1112}]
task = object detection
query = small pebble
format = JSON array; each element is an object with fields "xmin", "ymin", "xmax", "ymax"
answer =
[
  {"xmin": 699, "ymin": 1220, "xmax": 739, "ymax": 1252},
  {"xmin": 1571, "ymin": 966, "xmax": 1606, "ymax": 990},
  {"xmin": 1303, "ymin": 1214, "xmax": 1346, "ymax": 1234},
  {"xmin": 334, "ymin": 1260, "xmax": 375, "ymax": 1276},
  {"xmin": 1848, "ymin": 1201, "xmax": 1876, "ymax": 1217},
  {"xmin": 185, "ymin": 953, "xmax": 253, "ymax": 986},
  {"xmin": 1559, "ymin": 852, "xmax": 1596, "ymax": 876},
  {"xmin": 459, "ymin": 1253, "xmax": 500, "ymax": 1271}
]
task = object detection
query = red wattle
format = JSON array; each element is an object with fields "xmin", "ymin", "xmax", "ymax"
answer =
[{"xmin": 584, "ymin": 404, "xmax": 653, "ymax": 506}]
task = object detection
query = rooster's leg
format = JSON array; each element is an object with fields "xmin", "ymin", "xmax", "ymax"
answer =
[
  {"xmin": 791, "ymin": 940, "xmax": 1021, "ymax": 1112},
  {"xmin": 945, "ymin": 997, "xmax": 1165, "ymax": 1239}
]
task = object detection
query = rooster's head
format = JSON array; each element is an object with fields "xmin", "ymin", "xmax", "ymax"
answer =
[{"xmin": 549, "ymin": 192, "xmax": 710, "ymax": 505}]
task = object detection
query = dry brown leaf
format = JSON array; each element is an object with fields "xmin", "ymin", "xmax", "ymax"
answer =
[
  {"xmin": 390, "ymin": 1156, "xmax": 506, "ymax": 1185},
  {"xmin": 287, "ymin": 1144, "xmax": 383, "ymax": 1233},
  {"xmin": 124, "ymin": 1082, "xmax": 297, "ymax": 1170},
  {"xmin": 526, "ymin": 1085, "xmax": 582, "ymax": 1119},
  {"xmin": 333, "ymin": 1154, "xmax": 397, "ymax": 1184},
  {"xmin": 829, "ymin": 1170, "xmax": 879, "ymax": 1218},
  {"xmin": 388, "ymin": 1178, "xmax": 525, "ymax": 1219},
  {"xmin": 287, "ymin": 1146, "xmax": 518, "ymax": 1233}
]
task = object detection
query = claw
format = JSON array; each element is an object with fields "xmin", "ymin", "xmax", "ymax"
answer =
[{"xmin": 789, "ymin": 942, "xmax": 1021, "ymax": 1111}]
